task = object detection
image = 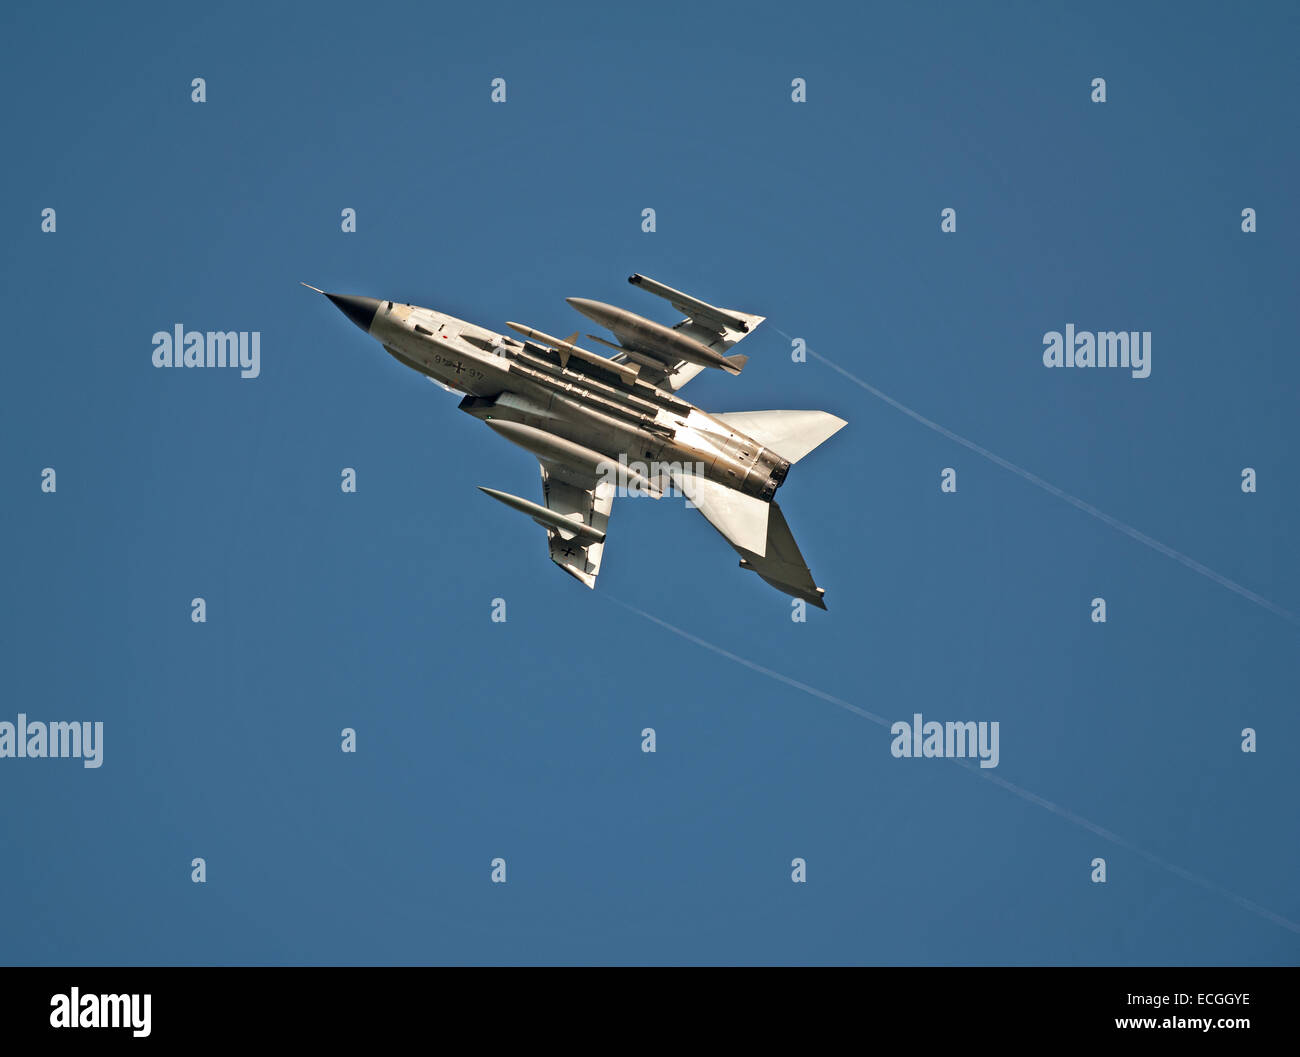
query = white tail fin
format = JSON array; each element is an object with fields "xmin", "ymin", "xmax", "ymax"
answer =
[{"xmin": 712, "ymin": 410, "xmax": 846, "ymax": 463}]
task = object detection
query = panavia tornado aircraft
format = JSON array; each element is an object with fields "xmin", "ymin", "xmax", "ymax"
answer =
[{"xmin": 306, "ymin": 274, "xmax": 846, "ymax": 608}]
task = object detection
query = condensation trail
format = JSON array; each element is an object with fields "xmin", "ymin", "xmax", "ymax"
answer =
[
  {"xmin": 610, "ymin": 597, "xmax": 1300, "ymax": 937},
  {"xmin": 772, "ymin": 328, "xmax": 1298, "ymax": 627}
]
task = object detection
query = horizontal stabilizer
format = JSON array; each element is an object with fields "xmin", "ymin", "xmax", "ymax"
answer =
[
  {"xmin": 672, "ymin": 472, "xmax": 770, "ymax": 557},
  {"xmin": 675, "ymin": 476, "xmax": 831, "ymax": 608},
  {"xmin": 712, "ymin": 410, "xmax": 846, "ymax": 463},
  {"xmin": 737, "ymin": 503, "xmax": 827, "ymax": 609}
]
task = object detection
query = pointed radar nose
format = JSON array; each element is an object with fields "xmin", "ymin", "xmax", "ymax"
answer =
[{"xmin": 325, "ymin": 292, "xmax": 381, "ymax": 334}]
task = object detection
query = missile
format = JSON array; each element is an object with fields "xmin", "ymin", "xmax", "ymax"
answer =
[
  {"xmin": 483, "ymin": 419, "xmax": 663, "ymax": 497},
  {"xmin": 565, "ymin": 298, "xmax": 743, "ymax": 375},
  {"xmin": 505, "ymin": 322, "xmax": 640, "ymax": 385},
  {"xmin": 478, "ymin": 487, "xmax": 606, "ymax": 544}
]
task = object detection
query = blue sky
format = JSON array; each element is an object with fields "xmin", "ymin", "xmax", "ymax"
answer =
[{"xmin": 1, "ymin": 0, "xmax": 1297, "ymax": 964}]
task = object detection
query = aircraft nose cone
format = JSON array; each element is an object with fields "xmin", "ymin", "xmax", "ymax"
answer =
[{"xmin": 326, "ymin": 293, "xmax": 381, "ymax": 334}]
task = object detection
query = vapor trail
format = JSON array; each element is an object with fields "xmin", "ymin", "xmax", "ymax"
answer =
[
  {"xmin": 774, "ymin": 328, "xmax": 1296, "ymax": 627},
  {"xmin": 610, "ymin": 598, "xmax": 1300, "ymax": 937}
]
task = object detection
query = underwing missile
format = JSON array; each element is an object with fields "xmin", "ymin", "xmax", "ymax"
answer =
[
  {"xmin": 478, "ymin": 487, "xmax": 606, "ymax": 543},
  {"xmin": 565, "ymin": 298, "xmax": 744, "ymax": 375},
  {"xmin": 484, "ymin": 419, "xmax": 663, "ymax": 497},
  {"xmin": 505, "ymin": 322, "xmax": 640, "ymax": 384}
]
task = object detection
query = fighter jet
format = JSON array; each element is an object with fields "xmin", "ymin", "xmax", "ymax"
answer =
[{"xmin": 306, "ymin": 274, "xmax": 846, "ymax": 608}]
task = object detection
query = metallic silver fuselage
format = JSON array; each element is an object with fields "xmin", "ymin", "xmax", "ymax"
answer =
[{"xmin": 368, "ymin": 300, "xmax": 789, "ymax": 499}]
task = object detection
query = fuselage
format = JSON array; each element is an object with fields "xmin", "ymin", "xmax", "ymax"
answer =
[{"xmin": 362, "ymin": 297, "xmax": 791, "ymax": 500}]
